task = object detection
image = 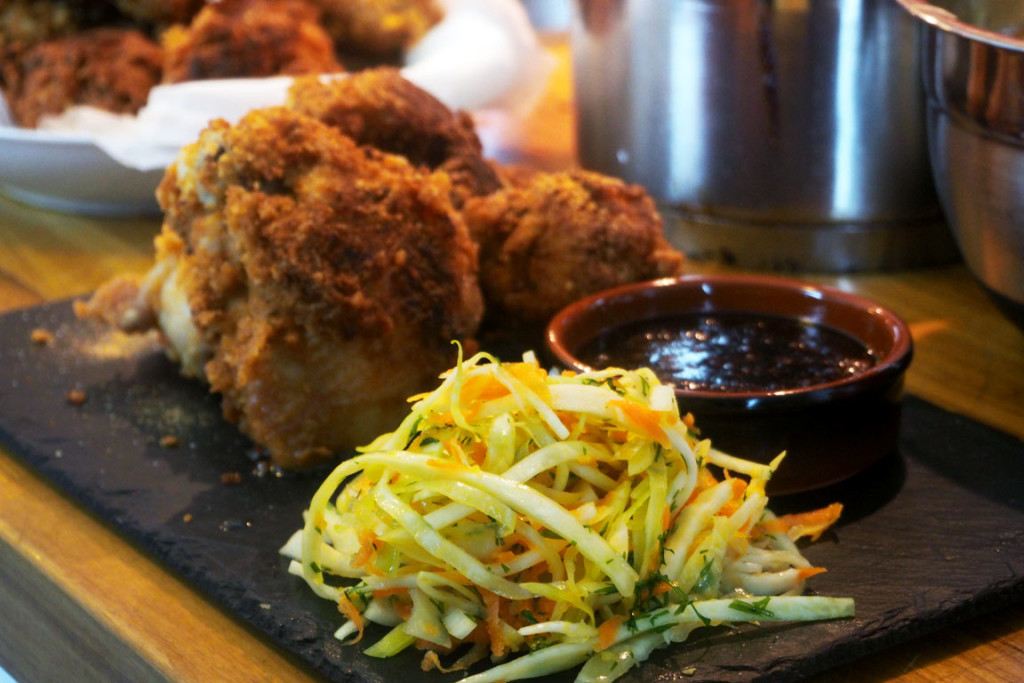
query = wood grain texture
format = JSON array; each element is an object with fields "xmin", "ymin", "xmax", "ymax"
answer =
[
  {"xmin": 0, "ymin": 449, "xmax": 317, "ymax": 683},
  {"xmin": 0, "ymin": 30, "xmax": 1021, "ymax": 683}
]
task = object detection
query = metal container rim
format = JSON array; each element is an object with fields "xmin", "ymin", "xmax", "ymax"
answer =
[{"xmin": 897, "ymin": 0, "xmax": 1024, "ymax": 51}]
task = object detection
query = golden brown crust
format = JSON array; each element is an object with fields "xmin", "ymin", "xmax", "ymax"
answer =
[
  {"xmin": 463, "ymin": 169, "xmax": 686, "ymax": 325},
  {"xmin": 73, "ymin": 274, "xmax": 154, "ymax": 333},
  {"xmin": 73, "ymin": 69, "xmax": 690, "ymax": 469},
  {"xmin": 161, "ymin": 0, "xmax": 343, "ymax": 84},
  {"xmin": 288, "ymin": 68, "xmax": 501, "ymax": 207},
  {"xmin": 309, "ymin": 0, "xmax": 442, "ymax": 60},
  {"xmin": 2, "ymin": 26, "xmax": 162, "ymax": 127},
  {"xmin": 110, "ymin": 0, "xmax": 205, "ymax": 28},
  {"xmin": 152, "ymin": 106, "xmax": 483, "ymax": 466},
  {"xmin": 0, "ymin": 0, "xmax": 122, "ymax": 49},
  {"xmin": 159, "ymin": 107, "xmax": 482, "ymax": 342}
]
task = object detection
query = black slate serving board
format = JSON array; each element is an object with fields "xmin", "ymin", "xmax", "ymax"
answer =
[{"xmin": 1, "ymin": 299, "xmax": 1022, "ymax": 682}]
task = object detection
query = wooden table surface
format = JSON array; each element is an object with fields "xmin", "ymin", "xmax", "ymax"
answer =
[{"xmin": 1, "ymin": 34, "xmax": 1023, "ymax": 683}]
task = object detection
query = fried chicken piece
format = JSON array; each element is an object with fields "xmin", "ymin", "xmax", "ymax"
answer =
[
  {"xmin": 78, "ymin": 106, "xmax": 483, "ymax": 468},
  {"xmin": 1, "ymin": 26, "xmax": 162, "ymax": 127},
  {"xmin": 287, "ymin": 68, "xmax": 501, "ymax": 207},
  {"xmin": 161, "ymin": 0, "xmax": 343, "ymax": 84},
  {"xmin": 309, "ymin": 0, "xmax": 442, "ymax": 61},
  {"xmin": 0, "ymin": 0, "xmax": 121, "ymax": 49},
  {"xmin": 462, "ymin": 169, "xmax": 686, "ymax": 325},
  {"xmin": 110, "ymin": 0, "xmax": 205, "ymax": 28}
]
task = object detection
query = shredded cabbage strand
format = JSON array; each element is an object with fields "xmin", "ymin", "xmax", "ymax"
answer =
[{"xmin": 281, "ymin": 349, "xmax": 853, "ymax": 681}]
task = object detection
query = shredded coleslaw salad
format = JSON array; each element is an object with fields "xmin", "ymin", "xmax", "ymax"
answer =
[{"xmin": 280, "ymin": 347, "xmax": 853, "ymax": 681}]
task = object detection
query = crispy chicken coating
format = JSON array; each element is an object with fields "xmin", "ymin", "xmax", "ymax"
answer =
[
  {"xmin": 462, "ymin": 169, "xmax": 686, "ymax": 325},
  {"xmin": 0, "ymin": 0, "xmax": 120, "ymax": 49},
  {"xmin": 110, "ymin": 0, "xmax": 205, "ymax": 28},
  {"xmin": 287, "ymin": 68, "xmax": 501, "ymax": 207},
  {"xmin": 309, "ymin": 0, "xmax": 442, "ymax": 61},
  {"xmin": 1, "ymin": 26, "xmax": 162, "ymax": 127},
  {"xmin": 79, "ymin": 106, "xmax": 483, "ymax": 468},
  {"xmin": 161, "ymin": 0, "xmax": 343, "ymax": 84}
]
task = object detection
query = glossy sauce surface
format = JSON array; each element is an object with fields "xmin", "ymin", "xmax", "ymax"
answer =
[{"xmin": 576, "ymin": 312, "xmax": 877, "ymax": 393}]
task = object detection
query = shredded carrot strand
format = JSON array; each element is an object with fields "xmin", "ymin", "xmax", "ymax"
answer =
[
  {"xmin": 508, "ymin": 362, "xmax": 552, "ymax": 403},
  {"xmin": 336, "ymin": 592, "xmax": 365, "ymax": 643},
  {"xmin": 394, "ymin": 598, "xmax": 413, "ymax": 620},
  {"xmin": 372, "ymin": 587, "xmax": 408, "ymax": 600},
  {"xmin": 458, "ymin": 373, "xmax": 511, "ymax": 420},
  {"xmin": 416, "ymin": 638, "xmax": 457, "ymax": 654},
  {"xmin": 608, "ymin": 399, "xmax": 670, "ymax": 446},
  {"xmin": 797, "ymin": 567, "xmax": 828, "ymax": 580},
  {"xmin": 596, "ymin": 615, "xmax": 626, "ymax": 652},
  {"xmin": 686, "ymin": 468, "xmax": 720, "ymax": 505},
  {"xmin": 481, "ymin": 590, "xmax": 508, "ymax": 659},
  {"xmin": 351, "ymin": 530, "xmax": 377, "ymax": 569},
  {"xmin": 718, "ymin": 478, "xmax": 749, "ymax": 517},
  {"xmin": 536, "ymin": 597, "xmax": 556, "ymax": 620},
  {"xmin": 610, "ymin": 429, "xmax": 630, "ymax": 443},
  {"xmin": 467, "ymin": 441, "xmax": 487, "ymax": 465},
  {"xmin": 426, "ymin": 457, "xmax": 469, "ymax": 472},
  {"xmin": 754, "ymin": 518, "xmax": 788, "ymax": 537},
  {"xmin": 436, "ymin": 570, "xmax": 475, "ymax": 585},
  {"xmin": 771, "ymin": 503, "xmax": 844, "ymax": 541},
  {"xmin": 462, "ymin": 372, "xmax": 509, "ymax": 402},
  {"xmin": 443, "ymin": 438, "xmax": 473, "ymax": 467},
  {"xmin": 490, "ymin": 549, "xmax": 518, "ymax": 565}
]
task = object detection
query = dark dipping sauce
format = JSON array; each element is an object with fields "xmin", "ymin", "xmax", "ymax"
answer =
[{"xmin": 576, "ymin": 312, "xmax": 877, "ymax": 393}]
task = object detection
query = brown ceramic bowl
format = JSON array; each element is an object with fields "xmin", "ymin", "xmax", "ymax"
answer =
[{"xmin": 546, "ymin": 274, "xmax": 914, "ymax": 495}]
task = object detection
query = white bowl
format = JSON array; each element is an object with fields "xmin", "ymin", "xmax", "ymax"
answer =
[{"xmin": 0, "ymin": 125, "xmax": 165, "ymax": 216}]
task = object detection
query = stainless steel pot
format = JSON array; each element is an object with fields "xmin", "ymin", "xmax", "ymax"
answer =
[
  {"xmin": 897, "ymin": 0, "xmax": 1024, "ymax": 331},
  {"xmin": 571, "ymin": 0, "xmax": 960, "ymax": 271}
]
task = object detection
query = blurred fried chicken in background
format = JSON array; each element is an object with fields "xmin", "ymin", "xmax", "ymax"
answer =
[
  {"xmin": 287, "ymin": 68, "xmax": 501, "ymax": 207},
  {"xmin": 109, "ymin": 0, "xmax": 205, "ymax": 28},
  {"xmin": 1, "ymin": 0, "xmax": 444, "ymax": 127},
  {"xmin": 0, "ymin": 0, "xmax": 119, "ymax": 48},
  {"xmin": 463, "ymin": 168, "xmax": 686, "ymax": 325},
  {"xmin": 310, "ymin": 0, "xmax": 442, "ymax": 62},
  {"xmin": 79, "ymin": 104, "xmax": 483, "ymax": 468},
  {"xmin": 161, "ymin": 0, "xmax": 343, "ymax": 83},
  {"xmin": 1, "ymin": 26, "xmax": 162, "ymax": 127}
]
